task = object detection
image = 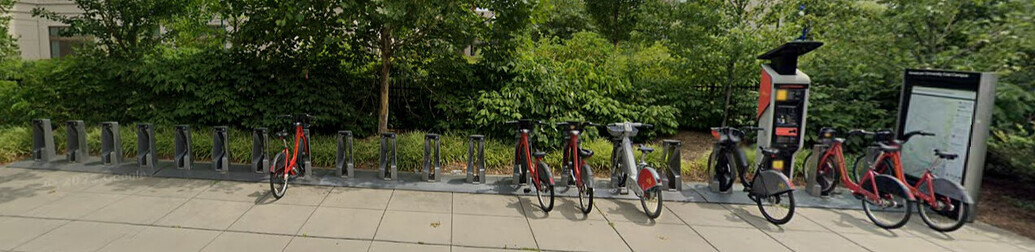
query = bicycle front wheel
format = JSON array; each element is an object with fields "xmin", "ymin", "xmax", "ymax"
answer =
[
  {"xmin": 269, "ymin": 153, "xmax": 288, "ymax": 199},
  {"xmin": 578, "ymin": 164, "xmax": 594, "ymax": 214},
  {"xmin": 535, "ymin": 162, "xmax": 555, "ymax": 212},
  {"xmin": 709, "ymin": 150, "xmax": 735, "ymax": 192},
  {"xmin": 757, "ymin": 191, "xmax": 795, "ymax": 225},
  {"xmin": 640, "ymin": 186, "xmax": 663, "ymax": 219},
  {"xmin": 861, "ymin": 175, "xmax": 913, "ymax": 229}
]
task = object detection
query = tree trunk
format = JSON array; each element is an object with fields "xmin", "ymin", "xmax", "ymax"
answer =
[
  {"xmin": 378, "ymin": 30, "xmax": 393, "ymax": 133},
  {"xmin": 721, "ymin": 58, "xmax": 736, "ymax": 127}
]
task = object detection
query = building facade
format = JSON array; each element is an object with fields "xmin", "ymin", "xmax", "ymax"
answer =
[{"xmin": 8, "ymin": 0, "xmax": 85, "ymax": 59}]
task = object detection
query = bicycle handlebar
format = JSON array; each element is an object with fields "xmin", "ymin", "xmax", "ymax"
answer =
[{"xmin": 901, "ymin": 131, "xmax": 935, "ymax": 142}]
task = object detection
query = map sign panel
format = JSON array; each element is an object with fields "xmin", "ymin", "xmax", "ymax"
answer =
[{"xmin": 901, "ymin": 86, "xmax": 975, "ymax": 183}]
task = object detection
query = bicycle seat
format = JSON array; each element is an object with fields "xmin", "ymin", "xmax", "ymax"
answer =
[
  {"xmin": 275, "ymin": 131, "xmax": 290, "ymax": 138},
  {"xmin": 532, "ymin": 151, "xmax": 547, "ymax": 158},
  {"xmin": 878, "ymin": 142, "xmax": 900, "ymax": 152},
  {"xmin": 761, "ymin": 148, "xmax": 780, "ymax": 156},
  {"xmin": 579, "ymin": 148, "xmax": 594, "ymax": 158},
  {"xmin": 638, "ymin": 145, "xmax": 654, "ymax": 154},
  {"xmin": 934, "ymin": 149, "xmax": 958, "ymax": 160}
]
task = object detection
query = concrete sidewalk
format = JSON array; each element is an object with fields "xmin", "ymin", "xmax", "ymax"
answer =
[{"xmin": 1, "ymin": 167, "xmax": 1033, "ymax": 252}]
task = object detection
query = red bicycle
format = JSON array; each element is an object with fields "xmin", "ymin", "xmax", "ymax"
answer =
[
  {"xmin": 855, "ymin": 130, "xmax": 973, "ymax": 232},
  {"xmin": 269, "ymin": 114, "xmax": 313, "ymax": 199},
  {"xmin": 508, "ymin": 119, "xmax": 555, "ymax": 212},
  {"xmin": 806, "ymin": 128, "xmax": 915, "ymax": 229},
  {"xmin": 558, "ymin": 121, "xmax": 596, "ymax": 214}
]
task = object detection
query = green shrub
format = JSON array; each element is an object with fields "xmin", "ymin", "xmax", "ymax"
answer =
[
  {"xmin": 988, "ymin": 125, "xmax": 1035, "ymax": 179},
  {"xmin": 0, "ymin": 126, "xmax": 31, "ymax": 163},
  {"xmin": 470, "ymin": 32, "xmax": 679, "ymax": 140}
]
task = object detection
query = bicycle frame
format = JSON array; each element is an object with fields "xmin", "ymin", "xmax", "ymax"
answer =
[
  {"xmin": 273, "ymin": 124, "xmax": 309, "ymax": 175},
  {"xmin": 872, "ymin": 150, "xmax": 952, "ymax": 209},
  {"xmin": 611, "ymin": 129, "xmax": 658, "ymax": 195},
  {"xmin": 819, "ymin": 142, "xmax": 889, "ymax": 203},
  {"xmin": 517, "ymin": 130, "xmax": 550, "ymax": 187},
  {"xmin": 564, "ymin": 129, "xmax": 585, "ymax": 187}
]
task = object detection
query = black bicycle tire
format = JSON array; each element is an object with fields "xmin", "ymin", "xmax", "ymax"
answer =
[
  {"xmin": 757, "ymin": 191, "xmax": 795, "ymax": 225},
  {"xmin": 641, "ymin": 186, "xmax": 663, "ymax": 219},
  {"xmin": 270, "ymin": 153, "xmax": 287, "ymax": 199},
  {"xmin": 918, "ymin": 194, "xmax": 971, "ymax": 232},
  {"xmin": 818, "ymin": 156, "xmax": 841, "ymax": 195},
  {"xmin": 861, "ymin": 179, "xmax": 913, "ymax": 229},
  {"xmin": 536, "ymin": 162, "xmax": 555, "ymax": 212}
]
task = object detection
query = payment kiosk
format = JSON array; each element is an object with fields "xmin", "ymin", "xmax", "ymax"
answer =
[{"xmin": 756, "ymin": 41, "xmax": 822, "ymax": 179}]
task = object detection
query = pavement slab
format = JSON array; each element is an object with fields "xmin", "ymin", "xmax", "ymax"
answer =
[
  {"xmin": 297, "ymin": 206, "xmax": 383, "ymax": 239},
  {"xmin": 282, "ymin": 237, "xmax": 371, "ymax": 252},
  {"xmin": 154, "ymin": 198, "xmax": 254, "ymax": 230},
  {"xmin": 98, "ymin": 226, "xmax": 220, "ymax": 252},
  {"xmin": 373, "ymin": 210, "xmax": 452, "ymax": 245},
  {"xmin": 82, "ymin": 195, "xmax": 189, "ymax": 224},
  {"xmin": 321, "ymin": 187, "xmax": 393, "ymax": 210},
  {"xmin": 228, "ymin": 204, "xmax": 317, "ymax": 235},
  {"xmin": 0, "ymin": 216, "xmax": 68, "ymax": 250},
  {"xmin": 3, "ymin": 166, "xmax": 1035, "ymax": 252},
  {"xmin": 200, "ymin": 231, "xmax": 292, "ymax": 252},
  {"xmin": 526, "ymin": 218, "xmax": 629, "ymax": 252},
  {"xmin": 14, "ymin": 221, "xmax": 144, "ymax": 252},
  {"xmin": 451, "ymin": 214, "xmax": 537, "ymax": 249}
]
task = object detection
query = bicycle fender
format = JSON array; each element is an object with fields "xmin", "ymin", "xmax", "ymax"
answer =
[
  {"xmin": 582, "ymin": 164, "xmax": 595, "ymax": 189},
  {"xmin": 538, "ymin": 161, "xmax": 555, "ymax": 185},
  {"xmin": 732, "ymin": 149, "xmax": 749, "ymax": 174},
  {"xmin": 867, "ymin": 174, "xmax": 916, "ymax": 201},
  {"xmin": 637, "ymin": 167, "xmax": 661, "ymax": 192},
  {"xmin": 752, "ymin": 170, "xmax": 794, "ymax": 196},
  {"xmin": 270, "ymin": 152, "xmax": 286, "ymax": 172},
  {"xmin": 932, "ymin": 178, "xmax": 973, "ymax": 204}
]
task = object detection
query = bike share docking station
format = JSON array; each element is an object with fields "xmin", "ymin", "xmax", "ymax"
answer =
[
  {"xmin": 336, "ymin": 130, "xmax": 355, "ymax": 177},
  {"xmin": 661, "ymin": 140, "xmax": 683, "ymax": 191},
  {"xmin": 31, "ymin": 119, "xmax": 56, "ymax": 163},
  {"xmin": 174, "ymin": 125, "xmax": 192, "ymax": 170},
  {"xmin": 467, "ymin": 135, "xmax": 487, "ymax": 184},
  {"xmin": 756, "ymin": 40, "xmax": 822, "ymax": 193},
  {"xmin": 66, "ymin": 120, "xmax": 88, "ymax": 163},
  {"xmin": 212, "ymin": 126, "xmax": 230, "ymax": 173},
  {"xmin": 422, "ymin": 133, "xmax": 442, "ymax": 182},
  {"xmin": 379, "ymin": 132, "xmax": 398, "ymax": 180},
  {"xmin": 100, "ymin": 122, "xmax": 122, "ymax": 166},
  {"xmin": 252, "ymin": 128, "xmax": 269, "ymax": 174},
  {"xmin": 137, "ymin": 123, "xmax": 158, "ymax": 174}
]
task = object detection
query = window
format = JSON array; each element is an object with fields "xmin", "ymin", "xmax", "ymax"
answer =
[{"xmin": 48, "ymin": 27, "xmax": 89, "ymax": 58}]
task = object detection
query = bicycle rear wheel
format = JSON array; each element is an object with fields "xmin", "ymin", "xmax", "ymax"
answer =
[
  {"xmin": 757, "ymin": 191, "xmax": 795, "ymax": 225},
  {"xmin": 641, "ymin": 186, "xmax": 663, "ymax": 219},
  {"xmin": 817, "ymin": 157, "xmax": 840, "ymax": 195},
  {"xmin": 917, "ymin": 180, "xmax": 971, "ymax": 232}
]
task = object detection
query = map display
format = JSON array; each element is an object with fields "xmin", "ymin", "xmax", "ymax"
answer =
[{"xmin": 901, "ymin": 86, "xmax": 975, "ymax": 184}]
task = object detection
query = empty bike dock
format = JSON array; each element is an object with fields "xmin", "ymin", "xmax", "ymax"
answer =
[{"xmin": 6, "ymin": 118, "xmax": 867, "ymax": 209}]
